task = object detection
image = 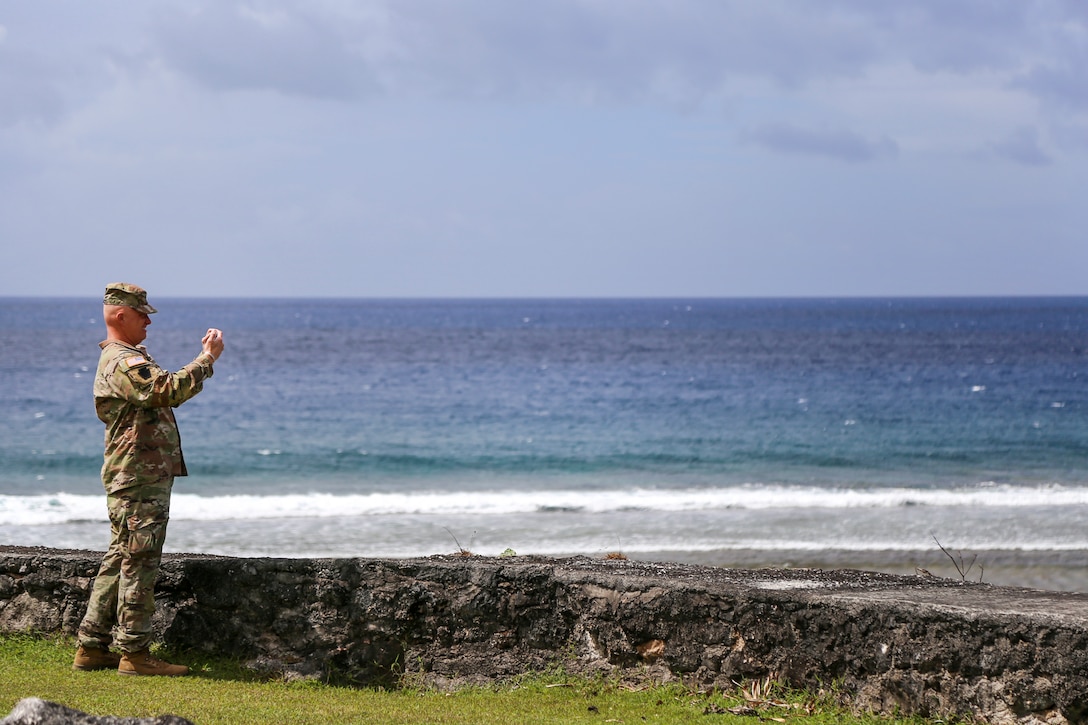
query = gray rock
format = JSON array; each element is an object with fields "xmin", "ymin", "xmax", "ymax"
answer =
[
  {"xmin": 3, "ymin": 545, "xmax": 1088, "ymax": 724},
  {"xmin": 0, "ymin": 698, "xmax": 192, "ymax": 725}
]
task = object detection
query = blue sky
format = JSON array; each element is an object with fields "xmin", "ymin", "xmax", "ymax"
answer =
[{"xmin": 1, "ymin": 1, "xmax": 1086, "ymax": 297}]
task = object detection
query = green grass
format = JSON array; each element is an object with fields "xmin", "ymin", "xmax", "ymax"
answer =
[{"xmin": 0, "ymin": 635, "xmax": 942, "ymax": 724}]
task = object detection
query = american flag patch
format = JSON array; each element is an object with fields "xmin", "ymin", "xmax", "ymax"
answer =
[{"xmin": 121, "ymin": 355, "xmax": 148, "ymax": 370}]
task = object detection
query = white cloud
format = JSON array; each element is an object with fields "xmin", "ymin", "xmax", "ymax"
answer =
[
  {"xmin": 989, "ymin": 126, "xmax": 1053, "ymax": 166},
  {"xmin": 123, "ymin": 0, "xmax": 1086, "ymax": 164},
  {"xmin": 1, "ymin": 0, "xmax": 1086, "ymax": 297},
  {"xmin": 0, "ymin": 46, "xmax": 66, "ymax": 127},
  {"xmin": 133, "ymin": 1, "xmax": 1077, "ymax": 105},
  {"xmin": 148, "ymin": 4, "xmax": 382, "ymax": 99},
  {"xmin": 742, "ymin": 123, "xmax": 898, "ymax": 163}
]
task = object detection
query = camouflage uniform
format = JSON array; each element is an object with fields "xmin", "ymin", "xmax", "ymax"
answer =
[{"xmin": 78, "ymin": 284, "xmax": 216, "ymax": 653}]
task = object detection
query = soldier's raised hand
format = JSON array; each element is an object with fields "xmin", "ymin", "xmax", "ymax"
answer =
[{"xmin": 202, "ymin": 328, "xmax": 225, "ymax": 361}]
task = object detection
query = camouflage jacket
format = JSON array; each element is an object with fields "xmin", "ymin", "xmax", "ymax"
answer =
[{"xmin": 94, "ymin": 340, "xmax": 215, "ymax": 493}]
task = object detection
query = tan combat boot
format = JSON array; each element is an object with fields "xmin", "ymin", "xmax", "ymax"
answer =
[
  {"xmin": 117, "ymin": 649, "xmax": 189, "ymax": 676},
  {"xmin": 72, "ymin": 646, "xmax": 122, "ymax": 671}
]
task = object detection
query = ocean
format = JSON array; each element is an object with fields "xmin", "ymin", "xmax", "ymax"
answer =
[{"xmin": 2, "ymin": 297, "xmax": 1086, "ymax": 591}]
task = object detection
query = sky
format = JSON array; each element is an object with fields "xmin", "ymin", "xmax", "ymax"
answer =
[{"xmin": 1, "ymin": 1, "xmax": 1086, "ymax": 298}]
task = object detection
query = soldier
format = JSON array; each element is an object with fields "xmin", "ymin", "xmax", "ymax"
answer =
[{"xmin": 72, "ymin": 283, "xmax": 224, "ymax": 676}]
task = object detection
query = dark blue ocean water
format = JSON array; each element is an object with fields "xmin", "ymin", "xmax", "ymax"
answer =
[{"xmin": 2, "ymin": 297, "xmax": 1087, "ymax": 588}]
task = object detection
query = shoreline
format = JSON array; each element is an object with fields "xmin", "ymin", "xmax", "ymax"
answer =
[
  {"xmin": 4, "ymin": 540, "xmax": 1086, "ymax": 593},
  {"xmin": 634, "ymin": 547, "xmax": 1088, "ymax": 593}
]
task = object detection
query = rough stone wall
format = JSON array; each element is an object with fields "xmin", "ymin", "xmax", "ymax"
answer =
[{"xmin": 2, "ymin": 547, "xmax": 1087, "ymax": 725}]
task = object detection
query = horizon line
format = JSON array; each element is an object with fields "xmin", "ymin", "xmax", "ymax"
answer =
[{"xmin": 4, "ymin": 293, "xmax": 1088, "ymax": 302}]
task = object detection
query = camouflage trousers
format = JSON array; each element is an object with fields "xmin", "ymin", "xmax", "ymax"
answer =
[{"xmin": 77, "ymin": 479, "xmax": 173, "ymax": 653}]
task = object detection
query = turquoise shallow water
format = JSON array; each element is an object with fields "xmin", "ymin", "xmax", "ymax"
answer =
[{"xmin": 1, "ymin": 297, "xmax": 1086, "ymax": 589}]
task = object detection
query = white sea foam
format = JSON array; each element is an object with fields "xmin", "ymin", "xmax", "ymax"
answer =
[{"xmin": 1, "ymin": 483, "xmax": 1086, "ymax": 526}]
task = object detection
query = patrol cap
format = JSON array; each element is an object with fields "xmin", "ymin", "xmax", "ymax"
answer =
[{"xmin": 103, "ymin": 282, "xmax": 157, "ymax": 314}]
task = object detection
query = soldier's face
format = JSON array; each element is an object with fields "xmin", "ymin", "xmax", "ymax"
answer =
[{"xmin": 119, "ymin": 309, "xmax": 151, "ymax": 345}]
